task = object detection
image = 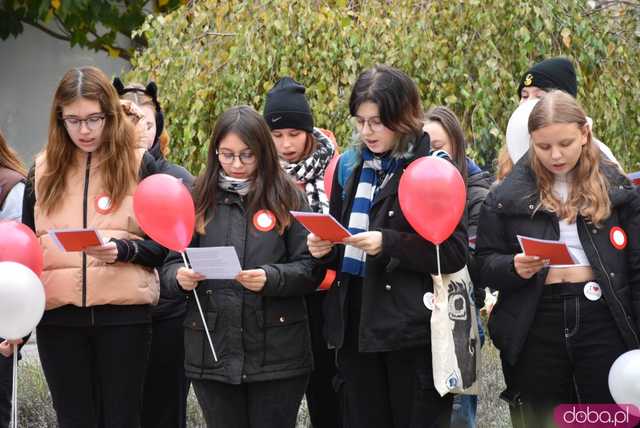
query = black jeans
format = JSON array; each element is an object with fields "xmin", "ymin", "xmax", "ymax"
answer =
[
  {"xmin": 141, "ymin": 316, "xmax": 189, "ymax": 428},
  {"xmin": 37, "ymin": 323, "xmax": 152, "ymax": 428},
  {"xmin": 337, "ymin": 278, "xmax": 453, "ymax": 428},
  {"xmin": 0, "ymin": 354, "xmax": 11, "ymax": 428},
  {"xmin": 513, "ymin": 282, "xmax": 629, "ymax": 427},
  {"xmin": 192, "ymin": 374, "xmax": 309, "ymax": 428},
  {"xmin": 305, "ymin": 292, "xmax": 342, "ymax": 428}
]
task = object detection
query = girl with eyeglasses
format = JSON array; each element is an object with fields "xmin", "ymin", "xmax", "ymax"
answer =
[
  {"xmin": 113, "ymin": 78, "xmax": 194, "ymax": 428},
  {"xmin": 476, "ymin": 91, "xmax": 640, "ymax": 427},
  {"xmin": 262, "ymin": 77, "xmax": 342, "ymax": 428},
  {"xmin": 307, "ymin": 65, "xmax": 467, "ymax": 428},
  {"xmin": 162, "ymin": 105, "xmax": 321, "ymax": 428},
  {"xmin": 21, "ymin": 66, "xmax": 168, "ymax": 428}
]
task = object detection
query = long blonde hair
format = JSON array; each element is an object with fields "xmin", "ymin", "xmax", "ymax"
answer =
[
  {"xmin": 528, "ymin": 90, "xmax": 610, "ymax": 225},
  {"xmin": 39, "ymin": 67, "xmax": 139, "ymax": 214}
]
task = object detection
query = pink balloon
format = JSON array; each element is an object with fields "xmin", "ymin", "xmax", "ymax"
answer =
[
  {"xmin": 399, "ymin": 157, "xmax": 466, "ymax": 245},
  {"xmin": 133, "ymin": 174, "xmax": 195, "ymax": 252},
  {"xmin": 0, "ymin": 221, "xmax": 43, "ymax": 276},
  {"xmin": 324, "ymin": 155, "xmax": 339, "ymax": 198}
]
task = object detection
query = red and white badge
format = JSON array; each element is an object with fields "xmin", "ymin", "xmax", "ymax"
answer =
[
  {"xmin": 253, "ymin": 210, "xmax": 276, "ymax": 232},
  {"xmin": 609, "ymin": 226, "xmax": 627, "ymax": 250},
  {"xmin": 95, "ymin": 194, "xmax": 113, "ymax": 215},
  {"xmin": 583, "ymin": 281, "xmax": 602, "ymax": 301},
  {"xmin": 423, "ymin": 292, "xmax": 434, "ymax": 311}
]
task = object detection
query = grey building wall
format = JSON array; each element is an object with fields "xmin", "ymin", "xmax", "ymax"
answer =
[{"xmin": 0, "ymin": 25, "xmax": 129, "ymax": 166}]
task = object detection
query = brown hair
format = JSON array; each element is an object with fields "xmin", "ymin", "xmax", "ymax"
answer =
[
  {"xmin": 424, "ymin": 106, "xmax": 468, "ymax": 180},
  {"xmin": 120, "ymin": 82, "xmax": 170, "ymax": 156},
  {"xmin": 193, "ymin": 106, "xmax": 305, "ymax": 234},
  {"xmin": 528, "ymin": 90, "xmax": 610, "ymax": 225},
  {"xmin": 349, "ymin": 64, "xmax": 424, "ymax": 156},
  {"xmin": 0, "ymin": 130, "xmax": 27, "ymax": 176},
  {"xmin": 39, "ymin": 66, "xmax": 138, "ymax": 214},
  {"xmin": 495, "ymin": 145, "xmax": 514, "ymax": 183}
]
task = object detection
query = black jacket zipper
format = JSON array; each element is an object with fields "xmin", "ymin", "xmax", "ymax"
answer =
[
  {"xmin": 82, "ymin": 153, "xmax": 92, "ymax": 322},
  {"xmin": 580, "ymin": 217, "xmax": 639, "ymax": 345}
]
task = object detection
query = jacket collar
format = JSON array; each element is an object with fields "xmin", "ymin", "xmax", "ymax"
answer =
[{"xmin": 494, "ymin": 153, "xmax": 633, "ymax": 216}]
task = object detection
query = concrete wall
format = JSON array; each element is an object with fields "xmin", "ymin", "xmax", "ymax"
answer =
[{"xmin": 0, "ymin": 25, "xmax": 129, "ymax": 166}]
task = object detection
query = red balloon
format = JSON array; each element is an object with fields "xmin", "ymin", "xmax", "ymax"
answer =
[
  {"xmin": 0, "ymin": 221, "xmax": 44, "ymax": 276},
  {"xmin": 324, "ymin": 154, "xmax": 339, "ymax": 198},
  {"xmin": 133, "ymin": 174, "xmax": 195, "ymax": 252},
  {"xmin": 399, "ymin": 157, "xmax": 466, "ymax": 245}
]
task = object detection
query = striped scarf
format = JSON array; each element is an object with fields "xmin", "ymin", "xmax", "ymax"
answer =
[
  {"xmin": 280, "ymin": 128, "xmax": 335, "ymax": 214},
  {"xmin": 341, "ymin": 149, "xmax": 398, "ymax": 277}
]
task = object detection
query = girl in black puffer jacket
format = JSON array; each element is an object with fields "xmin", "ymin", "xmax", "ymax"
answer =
[
  {"xmin": 308, "ymin": 65, "xmax": 467, "ymax": 428},
  {"xmin": 163, "ymin": 106, "xmax": 321, "ymax": 428},
  {"xmin": 476, "ymin": 91, "xmax": 640, "ymax": 427}
]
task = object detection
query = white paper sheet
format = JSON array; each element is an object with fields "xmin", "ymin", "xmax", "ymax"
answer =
[{"xmin": 185, "ymin": 246, "xmax": 242, "ymax": 279}]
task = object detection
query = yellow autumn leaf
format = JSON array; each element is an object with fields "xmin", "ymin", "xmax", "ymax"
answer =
[
  {"xmin": 159, "ymin": 0, "xmax": 169, "ymax": 7},
  {"xmin": 51, "ymin": 0, "xmax": 61, "ymax": 10},
  {"xmin": 104, "ymin": 45, "xmax": 120, "ymax": 58},
  {"xmin": 561, "ymin": 28, "xmax": 571, "ymax": 48}
]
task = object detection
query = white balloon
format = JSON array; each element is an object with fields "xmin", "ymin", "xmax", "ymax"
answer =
[
  {"xmin": 0, "ymin": 261, "xmax": 46, "ymax": 340},
  {"xmin": 506, "ymin": 99, "xmax": 540, "ymax": 164},
  {"xmin": 608, "ymin": 349, "xmax": 640, "ymax": 416}
]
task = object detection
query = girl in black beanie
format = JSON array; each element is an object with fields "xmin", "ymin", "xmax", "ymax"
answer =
[{"xmin": 263, "ymin": 77, "xmax": 342, "ymax": 428}]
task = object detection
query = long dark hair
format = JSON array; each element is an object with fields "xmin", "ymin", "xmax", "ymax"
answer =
[
  {"xmin": 349, "ymin": 64, "xmax": 424, "ymax": 156},
  {"xmin": 424, "ymin": 106, "xmax": 468, "ymax": 180},
  {"xmin": 193, "ymin": 106, "xmax": 305, "ymax": 234}
]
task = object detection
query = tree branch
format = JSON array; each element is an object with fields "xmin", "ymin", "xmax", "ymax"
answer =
[{"xmin": 22, "ymin": 20, "xmax": 71, "ymax": 42}]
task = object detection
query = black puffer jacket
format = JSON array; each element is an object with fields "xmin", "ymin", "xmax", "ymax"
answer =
[
  {"xmin": 466, "ymin": 165, "xmax": 493, "ymax": 308},
  {"xmin": 319, "ymin": 133, "xmax": 468, "ymax": 352},
  {"xmin": 476, "ymin": 155, "xmax": 640, "ymax": 366},
  {"xmin": 162, "ymin": 190, "xmax": 322, "ymax": 384},
  {"xmin": 148, "ymin": 141, "xmax": 195, "ymax": 320}
]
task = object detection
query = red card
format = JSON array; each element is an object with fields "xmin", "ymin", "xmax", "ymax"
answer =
[
  {"xmin": 628, "ymin": 171, "xmax": 640, "ymax": 186},
  {"xmin": 517, "ymin": 235, "xmax": 576, "ymax": 266},
  {"xmin": 290, "ymin": 211, "xmax": 351, "ymax": 243},
  {"xmin": 49, "ymin": 229, "xmax": 104, "ymax": 252}
]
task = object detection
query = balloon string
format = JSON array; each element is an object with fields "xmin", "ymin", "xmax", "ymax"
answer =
[
  {"xmin": 436, "ymin": 244, "xmax": 441, "ymax": 278},
  {"xmin": 11, "ymin": 344, "xmax": 17, "ymax": 428},
  {"xmin": 181, "ymin": 252, "xmax": 218, "ymax": 362}
]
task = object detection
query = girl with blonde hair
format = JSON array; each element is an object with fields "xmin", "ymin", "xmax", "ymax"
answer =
[{"xmin": 476, "ymin": 90, "xmax": 640, "ymax": 427}]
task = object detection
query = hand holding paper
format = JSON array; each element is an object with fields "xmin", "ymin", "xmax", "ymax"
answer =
[
  {"xmin": 84, "ymin": 241, "xmax": 118, "ymax": 264},
  {"xmin": 307, "ymin": 233, "xmax": 334, "ymax": 258},
  {"xmin": 235, "ymin": 269, "xmax": 267, "ymax": 292},
  {"xmin": 513, "ymin": 253, "xmax": 546, "ymax": 279},
  {"xmin": 176, "ymin": 267, "xmax": 206, "ymax": 291}
]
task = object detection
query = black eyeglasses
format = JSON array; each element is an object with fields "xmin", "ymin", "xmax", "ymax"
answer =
[
  {"xmin": 62, "ymin": 115, "xmax": 106, "ymax": 131},
  {"xmin": 216, "ymin": 150, "xmax": 256, "ymax": 165}
]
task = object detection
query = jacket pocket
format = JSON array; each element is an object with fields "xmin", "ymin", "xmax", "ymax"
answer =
[
  {"xmin": 262, "ymin": 299, "xmax": 309, "ymax": 365},
  {"xmin": 183, "ymin": 311, "xmax": 224, "ymax": 370}
]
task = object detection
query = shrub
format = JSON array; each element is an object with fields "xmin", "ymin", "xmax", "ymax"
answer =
[{"xmin": 125, "ymin": 0, "xmax": 640, "ymax": 174}]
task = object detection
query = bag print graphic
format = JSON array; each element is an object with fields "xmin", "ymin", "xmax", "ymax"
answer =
[{"xmin": 430, "ymin": 266, "xmax": 480, "ymax": 396}]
